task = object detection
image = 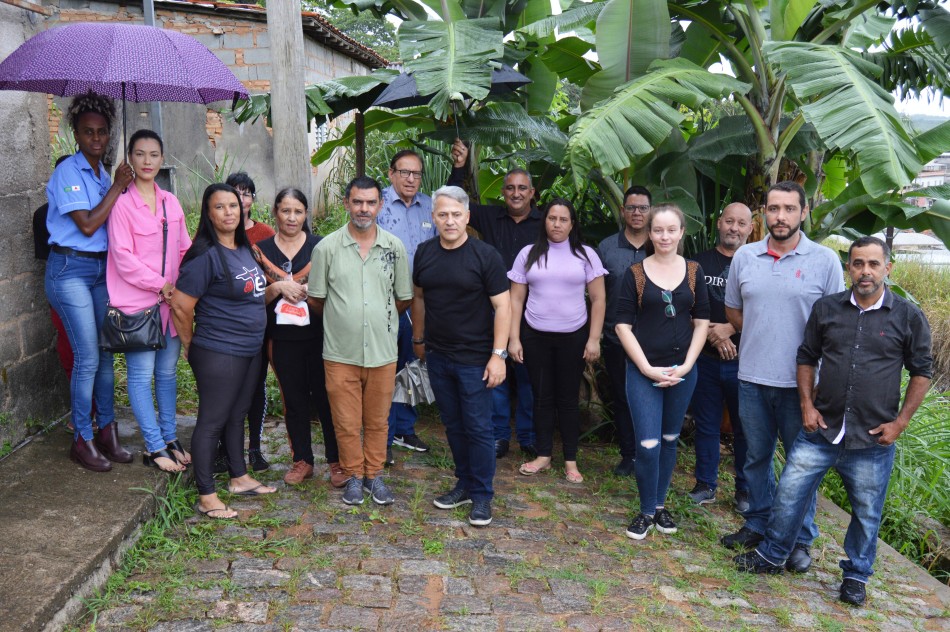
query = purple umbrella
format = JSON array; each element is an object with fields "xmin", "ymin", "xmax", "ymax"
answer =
[{"xmin": 0, "ymin": 22, "xmax": 248, "ymax": 138}]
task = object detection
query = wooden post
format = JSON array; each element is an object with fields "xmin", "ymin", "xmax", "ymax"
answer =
[
  {"xmin": 266, "ymin": 0, "xmax": 312, "ymax": 199},
  {"xmin": 355, "ymin": 111, "xmax": 365, "ymax": 177}
]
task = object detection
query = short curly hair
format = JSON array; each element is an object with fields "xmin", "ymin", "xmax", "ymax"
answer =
[{"xmin": 66, "ymin": 91, "xmax": 116, "ymax": 133}]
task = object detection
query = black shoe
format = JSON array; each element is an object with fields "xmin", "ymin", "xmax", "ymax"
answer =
[
  {"xmin": 520, "ymin": 444, "xmax": 538, "ymax": 460},
  {"xmin": 393, "ymin": 434, "xmax": 430, "ymax": 452},
  {"xmin": 247, "ymin": 449, "xmax": 269, "ymax": 472},
  {"xmin": 494, "ymin": 439, "xmax": 509, "ymax": 459},
  {"xmin": 653, "ymin": 508, "xmax": 678, "ymax": 534},
  {"xmin": 734, "ymin": 550, "xmax": 784, "ymax": 574},
  {"xmin": 721, "ymin": 526, "xmax": 764, "ymax": 550},
  {"xmin": 613, "ymin": 456, "xmax": 636, "ymax": 477},
  {"xmin": 385, "ymin": 446, "xmax": 395, "ymax": 467},
  {"xmin": 785, "ymin": 543, "xmax": 812, "ymax": 573},
  {"xmin": 687, "ymin": 482, "xmax": 716, "ymax": 505},
  {"xmin": 434, "ymin": 487, "xmax": 472, "ymax": 509},
  {"xmin": 839, "ymin": 578, "xmax": 866, "ymax": 606},
  {"xmin": 625, "ymin": 513, "xmax": 654, "ymax": 540},
  {"xmin": 468, "ymin": 499, "xmax": 492, "ymax": 527},
  {"xmin": 212, "ymin": 454, "xmax": 229, "ymax": 474},
  {"xmin": 734, "ymin": 489, "xmax": 751, "ymax": 514}
]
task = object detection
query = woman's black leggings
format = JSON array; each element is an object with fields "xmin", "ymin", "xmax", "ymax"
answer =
[
  {"xmin": 271, "ymin": 333, "xmax": 338, "ymax": 465},
  {"xmin": 521, "ymin": 322, "xmax": 589, "ymax": 461},
  {"xmin": 190, "ymin": 345, "xmax": 262, "ymax": 495}
]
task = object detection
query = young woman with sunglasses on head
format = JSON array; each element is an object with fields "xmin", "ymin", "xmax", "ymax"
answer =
[{"xmin": 615, "ymin": 204, "xmax": 710, "ymax": 540}]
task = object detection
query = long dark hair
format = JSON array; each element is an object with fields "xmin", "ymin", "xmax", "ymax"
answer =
[
  {"xmin": 525, "ymin": 198, "xmax": 591, "ymax": 271},
  {"xmin": 273, "ymin": 187, "xmax": 311, "ymax": 234},
  {"xmin": 181, "ymin": 184, "xmax": 250, "ymax": 286}
]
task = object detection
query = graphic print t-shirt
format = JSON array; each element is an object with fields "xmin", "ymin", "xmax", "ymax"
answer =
[
  {"xmin": 692, "ymin": 248, "xmax": 740, "ymax": 356},
  {"xmin": 177, "ymin": 245, "xmax": 267, "ymax": 357}
]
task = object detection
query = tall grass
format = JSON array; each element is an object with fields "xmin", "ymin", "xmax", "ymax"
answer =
[{"xmin": 890, "ymin": 261, "xmax": 950, "ymax": 389}]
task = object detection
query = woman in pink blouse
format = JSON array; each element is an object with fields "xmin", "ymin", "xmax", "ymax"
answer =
[{"xmin": 106, "ymin": 130, "xmax": 192, "ymax": 472}]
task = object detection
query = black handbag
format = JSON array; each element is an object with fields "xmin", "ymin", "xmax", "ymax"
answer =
[{"xmin": 99, "ymin": 201, "xmax": 169, "ymax": 353}]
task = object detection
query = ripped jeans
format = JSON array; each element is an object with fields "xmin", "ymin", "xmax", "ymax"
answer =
[{"xmin": 626, "ymin": 360, "xmax": 698, "ymax": 515}]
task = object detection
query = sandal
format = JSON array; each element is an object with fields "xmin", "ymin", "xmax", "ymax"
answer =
[
  {"xmin": 565, "ymin": 470, "xmax": 584, "ymax": 483},
  {"xmin": 143, "ymin": 448, "xmax": 185, "ymax": 472},
  {"xmin": 167, "ymin": 439, "xmax": 191, "ymax": 466},
  {"xmin": 519, "ymin": 460, "xmax": 552, "ymax": 476},
  {"xmin": 228, "ymin": 483, "xmax": 277, "ymax": 496},
  {"xmin": 195, "ymin": 503, "xmax": 236, "ymax": 520}
]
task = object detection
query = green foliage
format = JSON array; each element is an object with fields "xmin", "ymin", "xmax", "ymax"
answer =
[{"xmin": 305, "ymin": 0, "xmax": 399, "ymax": 60}]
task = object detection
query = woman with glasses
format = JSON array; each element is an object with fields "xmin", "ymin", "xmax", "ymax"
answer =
[
  {"xmin": 508, "ymin": 198, "xmax": 607, "ymax": 484},
  {"xmin": 615, "ymin": 204, "xmax": 710, "ymax": 540},
  {"xmin": 252, "ymin": 188, "xmax": 342, "ymax": 488}
]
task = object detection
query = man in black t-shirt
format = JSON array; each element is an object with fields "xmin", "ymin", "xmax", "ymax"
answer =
[
  {"xmin": 688, "ymin": 203, "xmax": 753, "ymax": 511},
  {"xmin": 411, "ymin": 185, "xmax": 511, "ymax": 527}
]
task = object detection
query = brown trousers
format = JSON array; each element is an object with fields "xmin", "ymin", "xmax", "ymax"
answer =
[{"xmin": 324, "ymin": 360, "xmax": 396, "ymax": 479}]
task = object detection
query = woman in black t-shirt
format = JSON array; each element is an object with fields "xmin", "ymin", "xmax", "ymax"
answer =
[
  {"xmin": 172, "ymin": 184, "xmax": 275, "ymax": 520},
  {"xmin": 253, "ymin": 188, "xmax": 341, "ymax": 489},
  {"xmin": 615, "ymin": 204, "xmax": 710, "ymax": 540}
]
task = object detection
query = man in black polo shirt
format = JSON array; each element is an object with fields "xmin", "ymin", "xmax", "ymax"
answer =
[
  {"xmin": 597, "ymin": 185, "xmax": 651, "ymax": 476},
  {"xmin": 735, "ymin": 236, "xmax": 932, "ymax": 608},
  {"xmin": 449, "ymin": 140, "xmax": 541, "ymax": 460}
]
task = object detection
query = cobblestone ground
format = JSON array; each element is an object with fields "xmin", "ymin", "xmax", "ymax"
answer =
[{"xmin": 85, "ymin": 413, "xmax": 948, "ymax": 632}]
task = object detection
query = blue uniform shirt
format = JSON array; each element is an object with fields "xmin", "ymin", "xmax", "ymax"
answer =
[
  {"xmin": 46, "ymin": 152, "xmax": 111, "ymax": 252},
  {"xmin": 377, "ymin": 185, "xmax": 435, "ymax": 273}
]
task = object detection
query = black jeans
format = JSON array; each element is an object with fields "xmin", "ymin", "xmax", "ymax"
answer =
[
  {"xmin": 521, "ymin": 322, "xmax": 588, "ymax": 461},
  {"xmin": 271, "ymin": 334, "xmax": 338, "ymax": 465},
  {"xmin": 189, "ymin": 345, "xmax": 261, "ymax": 495},
  {"xmin": 603, "ymin": 339, "xmax": 636, "ymax": 459}
]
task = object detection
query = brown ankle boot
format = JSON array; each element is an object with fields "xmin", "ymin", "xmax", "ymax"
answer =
[
  {"xmin": 94, "ymin": 422, "xmax": 133, "ymax": 463},
  {"xmin": 70, "ymin": 437, "xmax": 112, "ymax": 472}
]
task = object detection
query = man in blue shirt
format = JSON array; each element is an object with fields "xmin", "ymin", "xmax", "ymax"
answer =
[{"xmin": 377, "ymin": 150, "xmax": 437, "ymax": 464}]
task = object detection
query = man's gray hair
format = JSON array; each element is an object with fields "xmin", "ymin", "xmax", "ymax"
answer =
[{"xmin": 433, "ymin": 185, "xmax": 469, "ymax": 210}]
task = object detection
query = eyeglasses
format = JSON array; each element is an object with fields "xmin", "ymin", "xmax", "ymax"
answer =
[
  {"xmin": 623, "ymin": 205, "xmax": 650, "ymax": 214},
  {"xmin": 393, "ymin": 169, "xmax": 423, "ymax": 180},
  {"xmin": 661, "ymin": 290, "xmax": 676, "ymax": 318},
  {"xmin": 238, "ymin": 190, "xmax": 255, "ymax": 200}
]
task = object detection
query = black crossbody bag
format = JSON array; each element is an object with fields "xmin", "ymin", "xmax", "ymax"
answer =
[{"xmin": 99, "ymin": 201, "xmax": 168, "ymax": 353}]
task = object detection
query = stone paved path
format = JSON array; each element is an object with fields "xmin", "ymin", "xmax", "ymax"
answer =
[{"xmin": 83, "ymin": 413, "xmax": 949, "ymax": 631}]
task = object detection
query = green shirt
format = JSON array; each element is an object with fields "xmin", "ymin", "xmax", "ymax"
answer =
[{"xmin": 308, "ymin": 224, "xmax": 412, "ymax": 367}]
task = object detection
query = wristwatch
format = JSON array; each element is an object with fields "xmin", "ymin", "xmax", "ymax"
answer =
[{"xmin": 491, "ymin": 348, "xmax": 508, "ymax": 359}]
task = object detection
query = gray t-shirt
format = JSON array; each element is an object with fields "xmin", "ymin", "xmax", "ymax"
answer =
[{"xmin": 724, "ymin": 232, "xmax": 844, "ymax": 387}]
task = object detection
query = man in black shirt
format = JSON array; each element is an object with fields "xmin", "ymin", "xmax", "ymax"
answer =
[
  {"xmin": 687, "ymin": 203, "xmax": 753, "ymax": 511},
  {"xmin": 412, "ymin": 185, "xmax": 511, "ymax": 527},
  {"xmin": 735, "ymin": 237, "xmax": 932, "ymax": 607},
  {"xmin": 448, "ymin": 140, "xmax": 540, "ymax": 459}
]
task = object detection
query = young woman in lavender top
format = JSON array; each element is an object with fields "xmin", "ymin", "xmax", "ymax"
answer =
[
  {"xmin": 507, "ymin": 198, "xmax": 607, "ymax": 483},
  {"xmin": 107, "ymin": 130, "xmax": 192, "ymax": 473}
]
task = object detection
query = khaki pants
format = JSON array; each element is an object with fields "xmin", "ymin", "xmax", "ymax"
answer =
[{"xmin": 324, "ymin": 360, "xmax": 396, "ymax": 479}]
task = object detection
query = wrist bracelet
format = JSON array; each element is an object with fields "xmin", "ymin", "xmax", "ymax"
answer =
[{"xmin": 412, "ymin": 338, "xmax": 424, "ymax": 344}]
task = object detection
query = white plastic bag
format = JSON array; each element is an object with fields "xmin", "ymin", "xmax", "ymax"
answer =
[{"xmin": 275, "ymin": 298, "xmax": 310, "ymax": 326}]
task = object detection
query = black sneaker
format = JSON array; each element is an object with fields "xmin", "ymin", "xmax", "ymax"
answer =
[
  {"xmin": 785, "ymin": 543, "xmax": 812, "ymax": 573},
  {"xmin": 434, "ymin": 487, "xmax": 472, "ymax": 509},
  {"xmin": 385, "ymin": 446, "xmax": 395, "ymax": 467},
  {"xmin": 393, "ymin": 434, "xmax": 429, "ymax": 452},
  {"xmin": 734, "ymin": 489, "xmax": 751, "ymax": 514},
  {"xmin": 688, "ymin": 483, "xmax": 716, "ymax": 505},
  {"xmin": 653, "ymin": 508, "xmax": 678, "ymax": 534},
  {"xmin": 362, "ymin": 476, "xmax": 395, "ymax": 505},
  {"xmin": 247, "ymin": 449, "xmax": 269, "ymax": 472},
  {"xmin": 625, "ymin": 513, "xmax": 654, "ymax": 540},
  {"xmin": 721, "ymin": 526, "xmax": 764, "ymax": 550},
  {"xmin": 839, "ymin": 578, "xmax": 866, "ymax": 606},
  {"xmin": 468, "ymin": 499, "xmax": 492, "ymax": 527},
  {"xmin": 212, "ymin": 454, "xmax": 229, "ymax": 474},
  {"xmin": 613, "ymin": 456, "xmax": 636, "ymax": 477},
  {"xmin": 342, "ymin": 476, "xmax": 365, "ymax": 505},
  {"xmin": 734, "ymin": 550, "xmax": 784, "ymax": 574}
]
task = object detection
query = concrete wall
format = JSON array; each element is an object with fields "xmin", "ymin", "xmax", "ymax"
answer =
[{"xmin": 0, "ymin": 3, "xmax": 69, "ymax": 448}]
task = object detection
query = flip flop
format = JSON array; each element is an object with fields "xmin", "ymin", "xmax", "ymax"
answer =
[
  {"xmin": 519, "ymin": 461, "xmax": 552, "ymax": 476},
  {"xmin": 565, "ymin": 470, "xmax": 584, "ymax": 483},
  {"xmin": 195, "ymin": 503, "xmax": 236, "ymax": 520},
  {"xmin": 228, "ymin": 484, "xmax": 276, "ymax": 496}
]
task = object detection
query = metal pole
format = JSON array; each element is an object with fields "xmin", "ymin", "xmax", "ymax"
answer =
[{"xmin": 143, "ymin": 0, "xmax": 163, "ymax": 139}]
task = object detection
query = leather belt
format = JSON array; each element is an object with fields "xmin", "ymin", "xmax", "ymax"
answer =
[{"xmin": 51, "ymin": 245, "xmax": 107, "ymax": 260}]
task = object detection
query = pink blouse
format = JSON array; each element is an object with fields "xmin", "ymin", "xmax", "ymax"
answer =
[{"xmin": 106, "ymin": 183, "xmax": 192, "ymax": 337}]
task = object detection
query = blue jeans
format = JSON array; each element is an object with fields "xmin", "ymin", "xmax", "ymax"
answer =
[
  {"xmin": 125, "ymin": 327, "xmax": 181, "ymax": 453},
  {"xmin": 387, "ymin": 311, "xmax": 417, "ymax": 444},
  {"xmin": 45, "ymin": 252, "xmax": 115, "ymax": 441},
  {"xmin": 492, "ymin": 360, "xmax": 535, "ymax": 445},
  {"xmin": 626, "ymin": 361, "xmax": 698, "ymax": 514},
  {"xmin": 691, "ymin": 355, "xmax": 747, "ymax": 491},
  {"xmin": 426, "ymin": 351, "xmax": 496, "ymax": 500},
  {"xmin": 739, "ymin": 380, "xmax": 818, "ymax": 543},
  {"xmin": 758, "ymin": 430, "xmax": 895, "ymax": 582}
]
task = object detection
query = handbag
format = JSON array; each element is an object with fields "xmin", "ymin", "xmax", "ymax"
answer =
[{"xmin": 98, "ymin": 201, "xmax": 169, "ymax": 353}]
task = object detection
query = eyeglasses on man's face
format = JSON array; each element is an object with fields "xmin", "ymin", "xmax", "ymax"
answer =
[
  {"xmin": 623, "ymin": 204, "xmax": 650, "ymax": 214},
  {"xmin": 393, "ymin": 169, "xmax": 423, "ymax": 180}
]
